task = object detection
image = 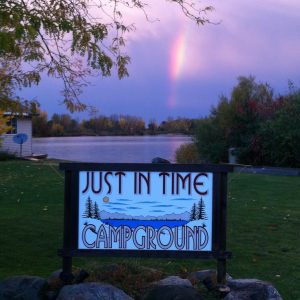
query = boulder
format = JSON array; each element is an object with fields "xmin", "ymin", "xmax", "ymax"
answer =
[
  {"xmin": 56, "ymin": 282, "xmax": 133, "ymax": 300},
  {"xmin": 46, "ymin": 269, "xmax": 66, "ymax": 300},
  {"xmin": 0, "ymin": 276, "xmax": 47, "ymax": 300},
  {"xmin": 154, "ymin": 275, "xmax": 192, "ymax": 287},
  {"xmin": 142, "ymin": 285, "xmax": 204, "ymax": 300},
  {"xmin": 188, "ymin": 269, "xmax": 232, "ymax": 292},
  {"xmin": 47, "ymin": 269, "xmax": 67, "ymax": 289},
  {"xmin": 189, "ymin": 269, "xmax": 232, "ymax": 282},
  {"xmin": 224, "ymin": 279, "xmax": 283, "ymax": 300},
  {"xmin": 151, "ymin": 157, "xmax": 171, "ymax": 164}
]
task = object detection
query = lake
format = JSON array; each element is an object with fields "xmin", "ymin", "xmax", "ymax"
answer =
[{"xmin": 32, "ymin": 135, "xmax": 192, "ymax": 163}]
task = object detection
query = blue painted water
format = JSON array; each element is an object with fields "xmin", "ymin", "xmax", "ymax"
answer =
[{"xmin": 101, "ymin": 219, "xmax": 188, "ymax": 229}]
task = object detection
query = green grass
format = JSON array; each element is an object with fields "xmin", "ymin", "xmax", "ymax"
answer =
[{"xmin": 0, "ymin": 160, "xmax": 299, "ymax": 299}]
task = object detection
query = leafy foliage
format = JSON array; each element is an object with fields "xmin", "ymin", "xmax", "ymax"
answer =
[
  {"xmin": 194, "ymin": 116, "xmax": 228, "ymax": 163},
  {"xmin": 0, "ymin": 65, "xmax": 39, "ymax": 114},
  {"xmin": 0, "ymin": 0, "xmax": 214, "ymax": 111},
  {"xmin": 259, "ymin": 91, "xmax": 300, "ymax": 167},
  {"xmin": 0, "ymin": 150, "xmax": 16, "ymax": 160},
  {"xmin": 0, "ymin": 111, "xmax": 12, "ymax": 141},
  {"xmin": 159, "ymin": 117, "xmax": 197, "ymax": 135},
  {"xmin": 175, "ymin": 142, "xmax": 200, "ymax": 163},
  {"xmin": 194, "ymin": 76, "xmax": 300, "ymax": 167}
]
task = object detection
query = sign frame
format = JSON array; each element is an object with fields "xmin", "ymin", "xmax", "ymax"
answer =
[{"xmin": 58, "ymin": 162, "xmax": 232, "ymax": 284}]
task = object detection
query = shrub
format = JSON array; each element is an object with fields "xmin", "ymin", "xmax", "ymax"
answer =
[
  {"xmin": 175, "ymin": 143, "xmax": 200, "ymax": 163},
  {"xmin": 0, "ymin": 151, "xmax": 16, "ymax": 161},
  {"xmin": 194, "ymin": 117, "xmax": 228, "ymax": 163}
]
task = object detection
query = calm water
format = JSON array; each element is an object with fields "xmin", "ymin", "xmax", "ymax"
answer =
[{"xmin": 32, "ymin": 135, "xmax": 192, "ymax": 163}]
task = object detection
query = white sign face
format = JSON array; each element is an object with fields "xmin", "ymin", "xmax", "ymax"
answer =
[{"xmin": 78, "ymin": 171, "xmax": 213, "ymax": 251}]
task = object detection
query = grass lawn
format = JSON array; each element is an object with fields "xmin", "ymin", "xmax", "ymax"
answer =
[{"xmin": 0, "ymin": 159, "xmax": 299, "ymax": 299}]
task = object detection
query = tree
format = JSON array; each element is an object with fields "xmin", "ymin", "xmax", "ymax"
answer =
[
  {"xmin": 50, "ymin": 123, "xmax": 64, "ymax": 136},
  {"xmin": 194, "ymin": 76, "xmax": 300, "ymax": 167},
  {"xmin": 83, "ymin": 196, "xmax": 93, "ymax": 218},
  {"xmin": 0, "ymin": 111, "xmax": 12, "ymax": 146},
  {"xmin": 148, "ymin": 119, "xmax": 158, "ymax": 134},
  {"xmin": 259, "ymin": 90, "xmax": 300, "ymax": 167},
  {"xmin": 194, "ymin": 76, "xmax": 275, "ymax": 164},
  {"xmin": 32, "ymin": 110, "xmax": 50, "ymax": 136},
  {"xmin": 189, "ymin": 203, "xmax": 197, "ymax": 221},
  {"xmin": 0, "ymin": 65, "xmax": 39, "ymax": 144},
  {"xmin": 0, "ymin": 65, "xmax": 39, "ymax": 114},
  {"xmin": 0, "ymin": 0, "xmax": 214, "ymax": 112},
  {"xmin": 194, "ymin": 115, "xmax": 228, "ymax": 163},
  {"xmin": 93, "ymin": 202, "xmax": 101, "ymax": 220},
  {"xmin": 197, "ymin": 198, "xmax": 207, "ymax": 220}
]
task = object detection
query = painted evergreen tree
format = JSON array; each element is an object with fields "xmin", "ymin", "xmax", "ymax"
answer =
[
  {"xmin": 83, "ymin": 196, "xmax": 93, "ymax": 218},
  {"xmin": 197, "ymin": 198, "xmax": 207, "ymax": 220},
  {"xmin": 190, "ymin": 203, "xmax": 197, "ymax": 221},
  {"xmin": 93, "ymin": 201, "xmax": 101, "ymax": 220}
]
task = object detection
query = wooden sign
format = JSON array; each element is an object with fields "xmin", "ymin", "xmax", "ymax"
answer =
[
  {"xmin": 79, "ymin": 170, "xmax": 212, "ymax": 251},
  {"xmin": 59, "ymin": 163, "xmax": 232, "ymax": 284}
]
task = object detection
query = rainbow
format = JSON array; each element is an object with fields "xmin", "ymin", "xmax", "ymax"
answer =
[
  {"xmin": 170, "ymin": 30, "xmax": 187, "ymax": 80},
  {"xmin": 168, "ymin": 29, "xmax": 187, "ymax": 108}
]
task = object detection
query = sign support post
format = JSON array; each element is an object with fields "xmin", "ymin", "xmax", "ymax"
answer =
[
  {"xmin": 215, "ymin": 172, "xmax": 230, "ymax": 285},
  {"xmin": 60, "ymin": 170, "xmax": 75, "ymax": 283},
  {"xmin": 219, "ymin": 172, "xmax": 229, "ymax": 285}
]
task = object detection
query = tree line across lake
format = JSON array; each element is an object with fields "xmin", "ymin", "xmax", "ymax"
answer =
[{"xmin": 32, "ymin": 114, "xmax": 197, "ymax": 137}]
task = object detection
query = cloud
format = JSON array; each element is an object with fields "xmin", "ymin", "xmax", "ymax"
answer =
[
  {"xmin": 20, "ymin": 0, "xmax": 300, "ymax": 121},
  {"xmin": 123, "ymin": 0, "xmax": 300, "ymax": 81}
]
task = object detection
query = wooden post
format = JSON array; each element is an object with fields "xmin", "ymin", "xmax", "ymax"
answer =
[
  {"xmin": 60, "ymin": 170, "xmax": 75, "ymax": 284},
  {"xmin": 217, "ymin": 172, "xmax": 228, "ymax": 285}
]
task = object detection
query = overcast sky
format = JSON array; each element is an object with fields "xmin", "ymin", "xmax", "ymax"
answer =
[{"xmin": 20, "ymin": 0, "xmax": 300, "ymax": 122}]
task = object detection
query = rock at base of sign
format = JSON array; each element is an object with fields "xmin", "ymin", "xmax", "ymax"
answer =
[
  {"xmin": 46, "ymin": 269, "xmax": 65, "ymax": 300},
  {"xmin": 153, "ymin": 275, "xmax": 193, "ymax": 287},
  {"xmin": 0, "ymin": 268, "xmax": 283, "ymax": 300},
  {"xmin": 0, "ymin": 276, "xmax": 47, "ymax": 300},
  {"xmin": 188, "ymin": 269, "xmax": 233, "ymax": 292},
  {"xmin": 56, "ymin": 282, "xmax": 134, "ymax": 300},
  {"xmin": 224, "ymin": 279, "xmax": 283, "ymax": 300},
  {"xmin": 142, "ymin": 285, "xmax": 204, "ymax": 300},
  {"xmin": 188, "ymin": 269, "xmax": 232, "ymax": 284}
]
